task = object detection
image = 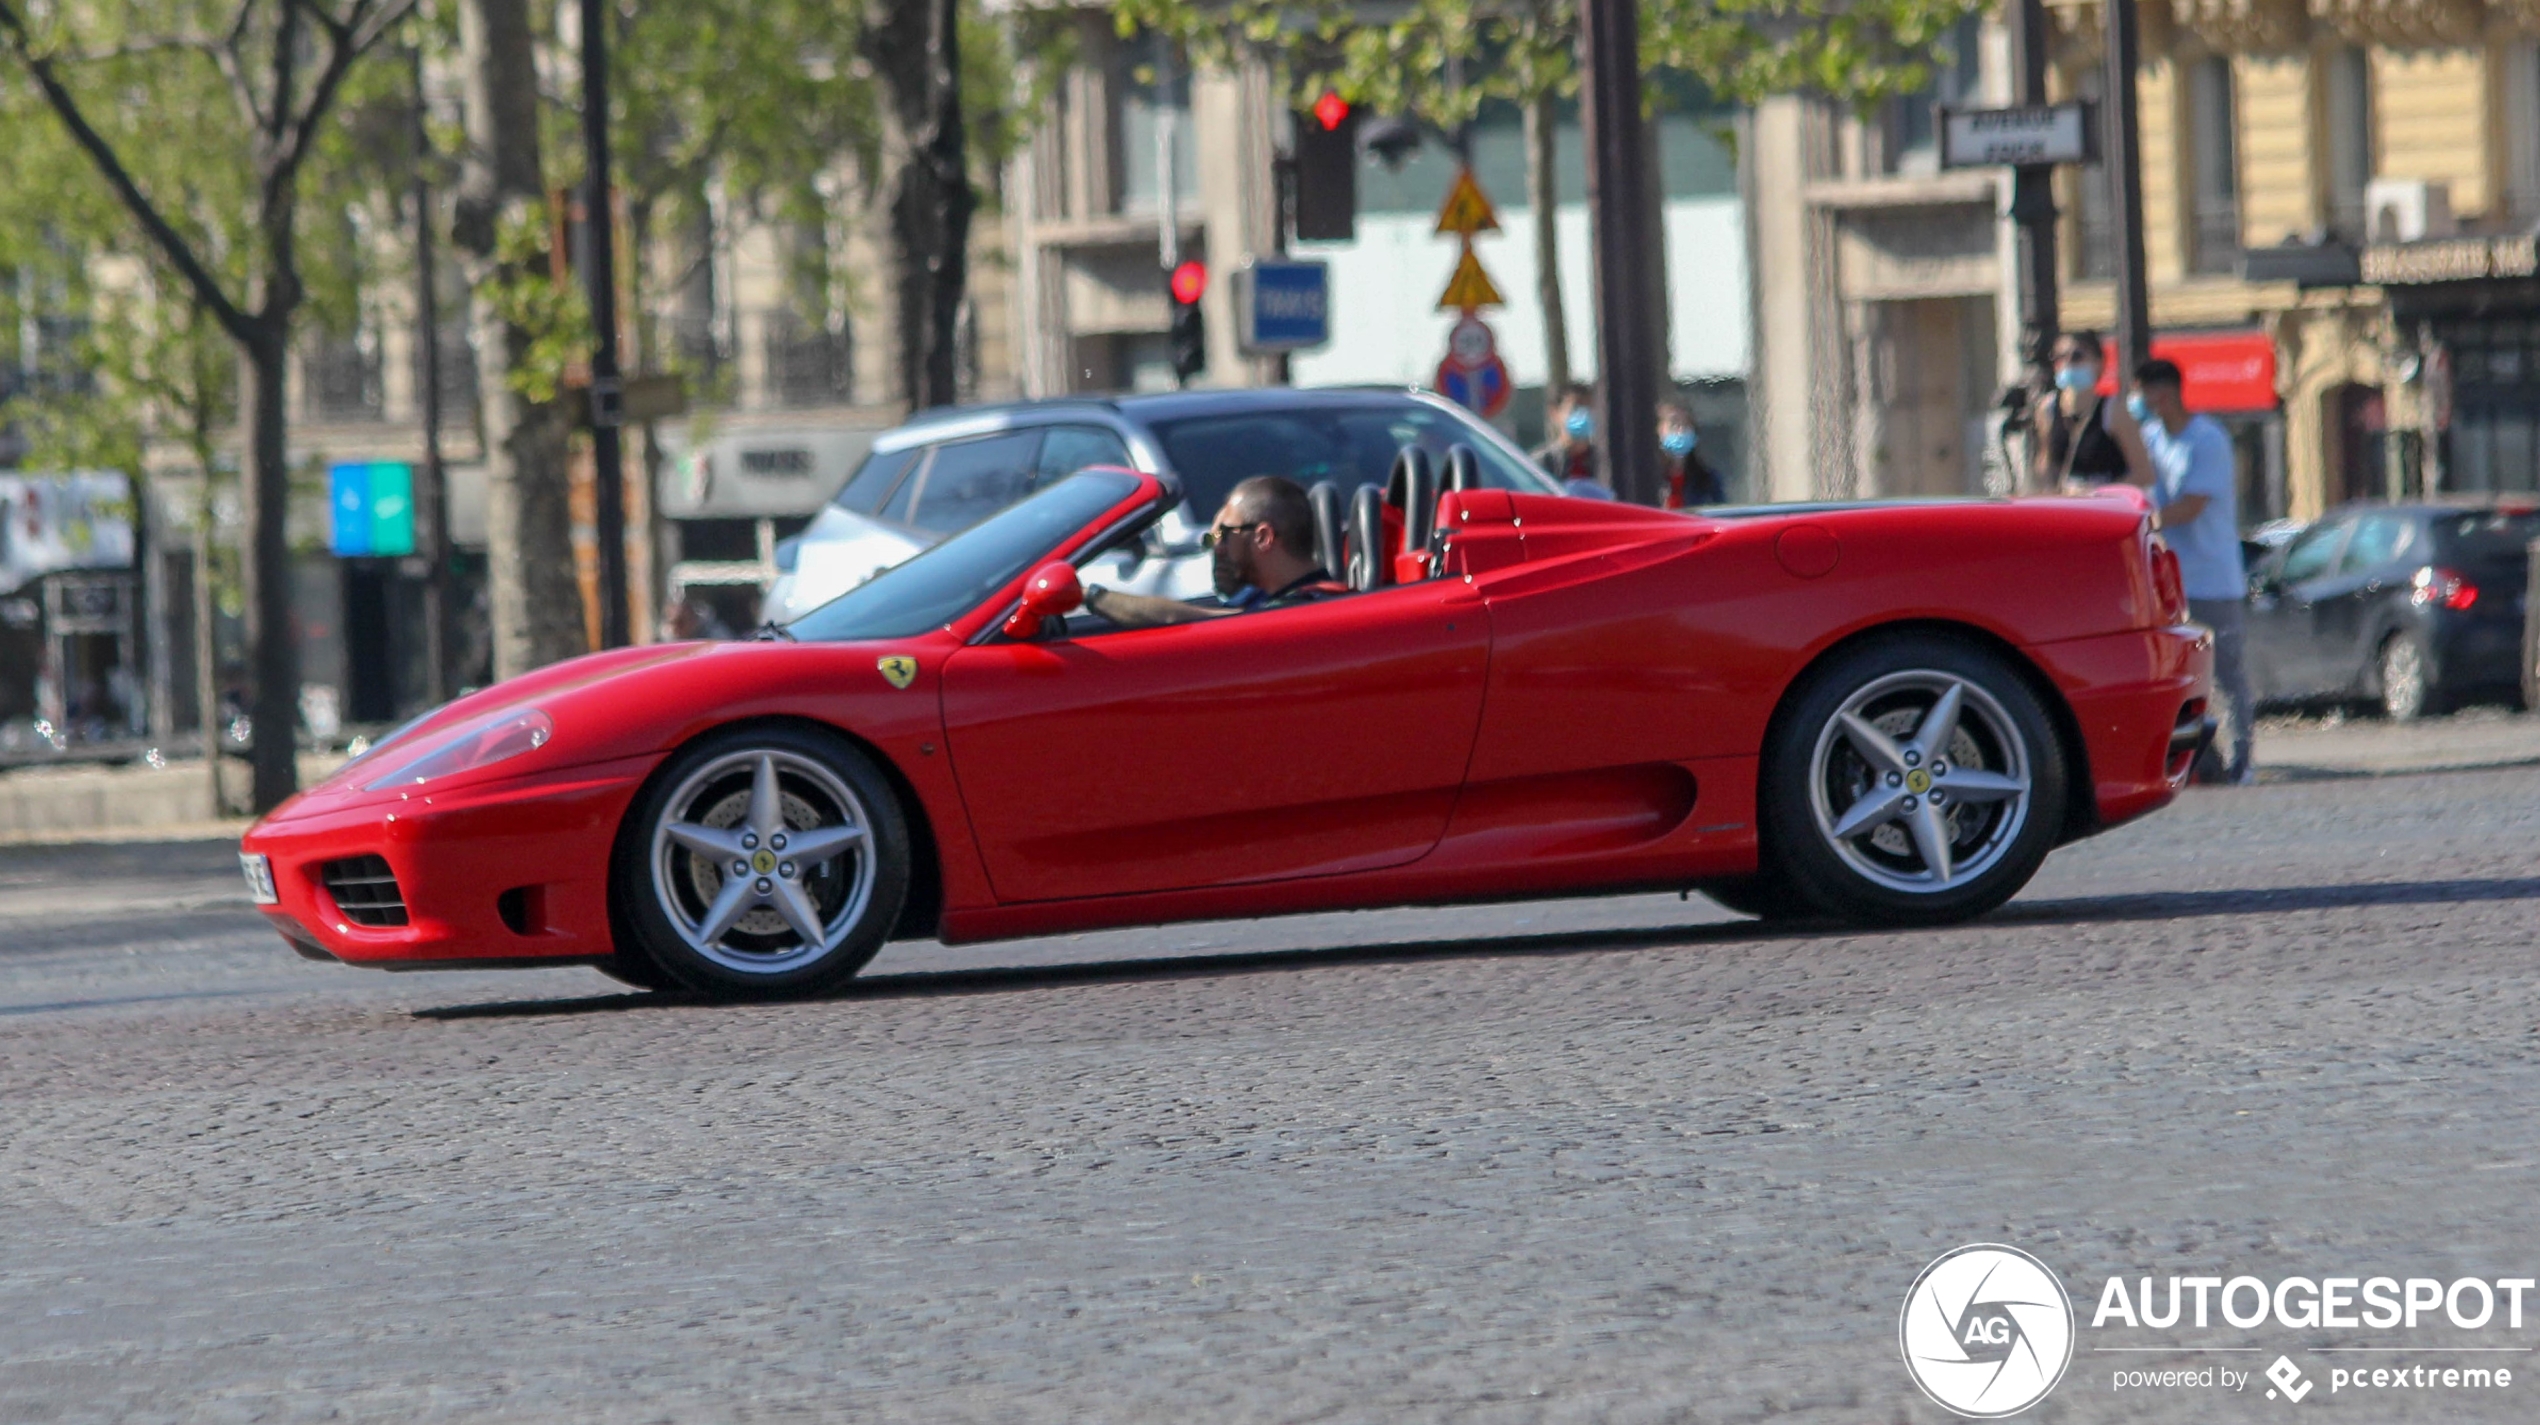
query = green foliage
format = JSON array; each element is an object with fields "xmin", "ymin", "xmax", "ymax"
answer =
[
  {"xmin": 1110, "ymin": 0, "xmax": 1986, "ymax": 126},
  {"xmin": 478, "ymin": 208, "xmax": 594, "ymax": 404}
]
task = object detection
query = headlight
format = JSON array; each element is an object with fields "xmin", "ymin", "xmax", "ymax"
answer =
[{"xmin": 364, "ymin": 708, "xmax": 553, "ymax": 791}]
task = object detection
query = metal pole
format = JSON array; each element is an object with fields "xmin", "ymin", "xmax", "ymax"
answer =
[
  {"xmin": 2102, "ymin": 0, "xmax": 2153, "ymax": 378},
  {"xmin": 2009, "ymin": 0, "xmax": 2060, "ymax": 391},
  {"xmin": 411, "ymin": 39, "xmax": 451, "ymax": 704},
  {"xmin": 1577, "ymin": 0, "xmax": 1663, "ymax": 504},
  {"xmin": 581, "ymin": 0, "xmax": 630, "ymax": 648}
]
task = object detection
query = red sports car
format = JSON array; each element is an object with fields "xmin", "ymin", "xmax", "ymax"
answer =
[{"xmin": 240, "ymin": 466, "xmax": 2212, "ymax": 1000}]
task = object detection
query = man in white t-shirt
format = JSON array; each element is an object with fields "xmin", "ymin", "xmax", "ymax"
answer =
[{"xmin": 2132, "ymin": 357, "xmax": 2254, "ymax": 784}]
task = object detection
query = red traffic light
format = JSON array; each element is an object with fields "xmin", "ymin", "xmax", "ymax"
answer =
[
  {"xmin": 1312, "ymin": 90, "xmax": 1349, "ymax": 132},
  {"xmin": 1169, "ymin": 259, "xmax": 1207, "ymax": 305}
]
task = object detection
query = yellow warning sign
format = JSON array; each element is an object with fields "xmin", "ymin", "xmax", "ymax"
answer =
[
  {"xmin": 1433, "ymin": 168, "xmax": 1501, "ymax": 237},
  {"xmin": 1436, "ymin": 248, "xmax": 1504, "ymax": 311}
]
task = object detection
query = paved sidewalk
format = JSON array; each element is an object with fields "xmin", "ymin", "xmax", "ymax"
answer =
[{"xmin": 2253, "ymin": 705, "xmax": 2540, "ymax": 780}]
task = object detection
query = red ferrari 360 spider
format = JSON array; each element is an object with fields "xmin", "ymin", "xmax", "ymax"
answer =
[{"xmin": 241, "ymin": 463, "xmax": 2211, "ymax": 1000}]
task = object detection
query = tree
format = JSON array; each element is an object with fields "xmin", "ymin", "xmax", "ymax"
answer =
[
  {"xmin": 866, "ymin": 0, "xmax": 975, "ymax": 413},
  {"xmin": 0, "ymin": 0, "xmax": 420, "ymax": 812},
  {"xmin": 451, "ymin": 0, "xmax": 582, "ymax": 679},
  {"xmin": 1115, "ymin": 0, "xmax": 1985, "ymax": 396}
]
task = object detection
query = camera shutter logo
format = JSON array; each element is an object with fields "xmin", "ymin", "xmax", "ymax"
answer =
[{"xmin": 1900, "ymin": 1244, "xmax": 2075, "ymax": 1417}]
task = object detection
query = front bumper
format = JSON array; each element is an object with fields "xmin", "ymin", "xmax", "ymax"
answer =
[{"xmin": 240, "ymin": 753, "xmax": 658, "ymax": 967}]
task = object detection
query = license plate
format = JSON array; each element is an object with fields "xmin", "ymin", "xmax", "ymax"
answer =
[{"xmin": 239, "ymin": 852, "xmax": 279, "ymax": 905}]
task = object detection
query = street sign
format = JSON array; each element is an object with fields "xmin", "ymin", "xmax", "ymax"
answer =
[
  {"xmin": 1234, "ymin": 259, "xmax": 1330, "ymax": 352},
  {"xmin": 1938, "ymin": 102, "xmax": 2098, "ymax": 169},
  {"xmin": 330, "ymin": 461, "xmax": 416, "ymax": 558},
  {"xmin": 1435, "ymin": 314, "xmax": 1511, "ymax": 418},
  {"xmin": 1434, "ymin": 168, "xmax": 1501, "ymax": 236},
  {"xmin": 1436, "ymin": 248, "xmax": 1504, "ymax": 311}
]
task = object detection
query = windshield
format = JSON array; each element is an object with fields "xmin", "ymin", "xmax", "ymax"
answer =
[
  {"xmin": 1147, "ymin": 400, "xmax": 1556, "ymax": 522},
  {"xmin": 784, "ymin": 469, "xmax": 1145, "ymax": 641}
]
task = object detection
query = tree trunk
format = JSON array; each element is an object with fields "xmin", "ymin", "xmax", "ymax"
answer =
[
  {"xmin": 1525, "ymin": 92, "xmax": 1569, "ymax": 398},
  {"xmin": 456, "ymin": 0, "xmax": 583, "ymax": 680},
  {"xmin": 1642, "ymin": 110, "xmax": 1673, "ymax": 391},
  {"xmin": 239, "ymin": 329, "xmax": 299, "ymax": 812},
  {"xmin": 868, "ymin": 0, "xmax": 975, "ymax": 413}
]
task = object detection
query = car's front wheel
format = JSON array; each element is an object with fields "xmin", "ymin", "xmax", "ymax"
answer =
[
  {"xmin": 614, "ymin": 724, "xmax": 910, "ymax": 1000},
  {"xmin": 1759, "ymin": 635, "xmax": 2067, "ymax": 927}
]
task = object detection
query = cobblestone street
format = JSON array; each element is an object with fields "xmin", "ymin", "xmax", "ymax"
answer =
[{"xmin": 3, "ymin": 741, "xmax": 2538, "ymax": 1422}]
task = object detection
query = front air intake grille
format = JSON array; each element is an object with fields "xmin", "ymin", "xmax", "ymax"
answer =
[{"xmin": 321, "ymin": 855, "xmax": 409, "ymax": 927}]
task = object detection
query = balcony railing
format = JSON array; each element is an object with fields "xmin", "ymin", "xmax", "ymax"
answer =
[
  {"xmin": 2190, "ymin": 201, "xmax": 2242, "ymax": 276},
  {"xmin": 765, "ymin": 318, "xmax": 850, "ymax": 409},
  {"xmin": 305, "ymin": 334, "xmax": 383, "ymax": 423}
]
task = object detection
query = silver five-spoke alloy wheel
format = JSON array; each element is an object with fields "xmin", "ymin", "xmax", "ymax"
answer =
[
  {"xmin": 648, "ymin": 750, "xmax": 878, "ymax": 975},
  {"xmin": 1806, "ymin": 669, "xmax": 2032, "ymax": 895}
]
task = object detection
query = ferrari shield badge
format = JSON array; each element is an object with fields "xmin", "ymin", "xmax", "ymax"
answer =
[{"xmin": 876, "ymin": 655, "xmax": 919, "ymax": 690}]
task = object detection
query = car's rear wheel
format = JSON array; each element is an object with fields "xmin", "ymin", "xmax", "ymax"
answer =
[
  {"xmin": 614, "ymin": 724, "xmax": 910, "ymax": 1000},
  {"xmin": 1760, "ymin": 635, "xmax": 2066, "ymax": 927},
  {"xmin": 2375, "ymin": 630, "xmax": 2441, "ymax": 721}
]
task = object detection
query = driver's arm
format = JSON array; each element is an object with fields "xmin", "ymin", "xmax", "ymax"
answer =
[{"xmin": 1082, "ymin": 584, "xmax": 1234, "ymax": 629}]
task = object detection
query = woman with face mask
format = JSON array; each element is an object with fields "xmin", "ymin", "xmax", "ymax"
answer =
[
  {"xmin": 1532, "ymin": 383, "xmax": 1613, "ymax": 497},
  {"xmin": 2030, "ymin": 330, "xmax": 2154, "ymax": 493},
  {"xmin": 1658, "ymin": 401, "xmax": 1725, "ymax": 508}
]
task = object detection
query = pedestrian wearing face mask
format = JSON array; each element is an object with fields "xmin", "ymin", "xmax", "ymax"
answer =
[
  {"xmin": 1658, "ymin": 400, "xmax": 1725, "ymax": 507},
  {"xmin": 2031, "ymin": 330, "xmax": 2154, "ymax": 493},
  {"xmin": 1534, "ymin": 383, "xmax": 1614, "ymax": 499}
]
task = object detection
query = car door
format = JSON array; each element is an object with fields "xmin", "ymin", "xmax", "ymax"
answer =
[
  {"xmin": 2246, "ymin": 517, "xmax": 2350, "ymax": 698},
  {"xmin": 2315, "ymin": 513, "xmax": 2415, "ymax": 694},
  {"xmin": 938, "ymin": 580, "xmax": 1490, "ymax": 903}
]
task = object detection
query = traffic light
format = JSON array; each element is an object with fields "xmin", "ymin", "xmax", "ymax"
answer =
[
  {"xmin": 1168, "ymin": 259, "xmax": 1207, "ymax": 384},
  {"xmin": 1292, "ymin": 91, "xmax": 1357, "ymax": 242}
]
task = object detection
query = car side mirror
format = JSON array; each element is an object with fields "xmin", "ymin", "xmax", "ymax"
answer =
[{"xmin": 1002, "ymin": 560, "xmax": 1083, "ymax": 640}]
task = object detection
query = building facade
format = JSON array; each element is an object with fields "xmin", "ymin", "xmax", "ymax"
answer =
[
  {"xmin": 1753, "ymin": 0, "xmax": 2540, "ymax": 518},
  {"xmin": 1001, "ymin": 16, "xmax": 1757, "ymax": 478}
]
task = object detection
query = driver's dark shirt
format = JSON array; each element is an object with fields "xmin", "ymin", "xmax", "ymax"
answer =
[{"xmin": 1224, "ymin": 567, "xmax": 1346, "ymax": 611}]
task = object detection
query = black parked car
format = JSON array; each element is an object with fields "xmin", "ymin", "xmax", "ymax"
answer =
[{"xmin": 2246, "ymin": 501, "xmax": 2538, "ymax": 719}]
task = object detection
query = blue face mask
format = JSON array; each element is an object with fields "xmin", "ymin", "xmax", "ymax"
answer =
[
  {"xmin": 2054, "ymin": 364, "xmax": 2097, "ymax": 393},
  {"xmin": 1661, "ymin": 430, "xmax": 1697, "ymax": 456},
  {"xmin": 2126, "ymin": 393, "xmax": 2152, "ymax": 424},
  {"xmin": 1563, "ymin": 408, "xmax": 1594, "ymax": 439}
]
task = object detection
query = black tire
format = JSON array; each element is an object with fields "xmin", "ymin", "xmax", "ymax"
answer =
[
  {"xmin": 613, "ymin": 723, "xmax": 911, "ymax": 1001},
  {"xmin": 1759, "ymin": 633, "xmax": 2067, "ymax": 928},
  {"xmin": 2374, "ymin": 630, "xmax": 2444, "ymax": 721},
  {"xmin": 1699, "ymin": 872, "xmax": 1819, "ymax": 922},
  {"xmin": 593, "ymin": 954, "xmax": 678, "ymax": 992}
]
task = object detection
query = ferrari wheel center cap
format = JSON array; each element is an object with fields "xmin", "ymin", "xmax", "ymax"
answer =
[
  {"xmin": 751, "ymin": 850, "xmax": 778, "ymax": 875},
  {"xmin": 1905, "ymin": 768, "xmax": 1932, "ymax": 794}
]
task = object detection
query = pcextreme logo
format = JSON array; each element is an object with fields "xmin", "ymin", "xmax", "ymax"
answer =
[{"xmin": 1900, "ymin": 1244, "xmax": 2076, "ymax": 1418}]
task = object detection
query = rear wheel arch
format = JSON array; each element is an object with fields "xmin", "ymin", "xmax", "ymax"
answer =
[{"xmin": 1762, "ymin": 619, "xmax": 2097, "ymax": 845}]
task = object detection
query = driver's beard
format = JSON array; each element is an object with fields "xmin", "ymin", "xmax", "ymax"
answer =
[{"xmin": 1212, "ymin": 538, "xmax": 1250, "ymax": 596}]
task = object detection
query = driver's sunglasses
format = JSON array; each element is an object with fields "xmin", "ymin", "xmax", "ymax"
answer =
[{"xmin": 1201, "ymin": 521, "xmax": 1264, "ymax": 550}]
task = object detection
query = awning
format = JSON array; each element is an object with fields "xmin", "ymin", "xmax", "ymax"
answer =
[{"xmin": 2096, "ymin": 330, "xmax": 2279, "ymax": 413}]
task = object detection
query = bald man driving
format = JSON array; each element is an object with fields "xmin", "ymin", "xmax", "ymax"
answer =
[{"xmin": 1082, "ymin": 475, "xmax": 1343, "ymax": 630}]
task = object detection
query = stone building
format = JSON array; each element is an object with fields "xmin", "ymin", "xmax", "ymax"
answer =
[{"xmin": 1750, "ymin": 0, "xmax": 2540, "ymax": 516}]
